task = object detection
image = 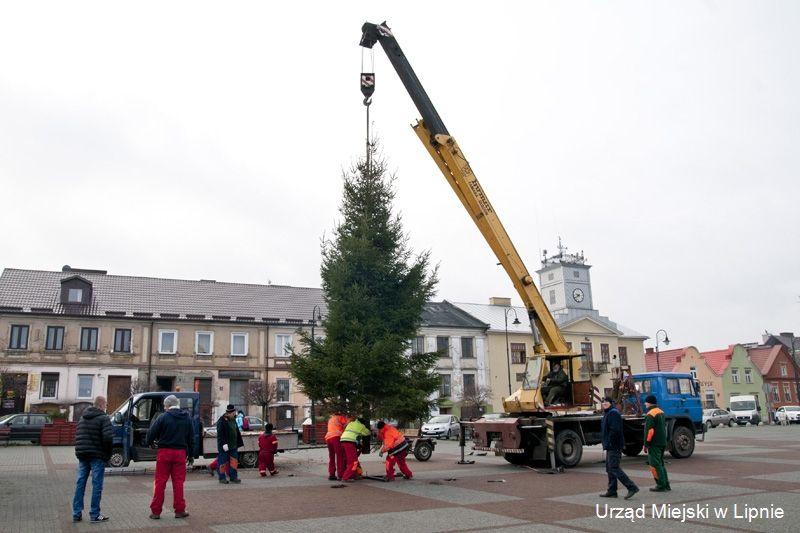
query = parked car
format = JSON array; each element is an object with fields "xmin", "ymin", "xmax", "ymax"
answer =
[
  {"xmin": 773, "ymin": 405, "xmax": 800, "ymax": 424},
  {"xmin": 0, "ymin": 413, "xmax": 52, "ymax": 443},
  {"xmin": 244, "ymin": 416, "xmax": 264, "ymax": 432},
  {"xmin": 421, "ymin": 415, "xmax": 460, "ymax": 439},
  {"xmin": 703, "ymin": 408, "xmax": 734, "ymax": 429}
]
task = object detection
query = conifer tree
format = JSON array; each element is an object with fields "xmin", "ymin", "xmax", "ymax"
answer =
[{"xmin": 290, "ymin": 148, "xmax": 439, "ymax": 423}]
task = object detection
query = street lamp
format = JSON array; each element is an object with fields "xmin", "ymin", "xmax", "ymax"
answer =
[
  {"xmin": 309, "ymin": 304, "xmax": 323, "ymax": 444},
  {"xmin": 655, "ymin": 329, "xmax": 670, "ymax": 372},
  {"xmin": 504, "ymin": 307, "xmax": 522, "ymax": 395}
]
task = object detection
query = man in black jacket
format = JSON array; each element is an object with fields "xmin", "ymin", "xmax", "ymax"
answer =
[
  {"xmin": 72, "ymin": 396, "xmax": 113, "ymax": 523},
  {"xmin": 216, "ymin": 404, "xmax": 244, "ymax": 484},
  {"xmin": 146, "ymin": 395, "xmax": 194, "ymax": 519},
  {"xmin": 599, "ymin": 397, "xmax": 639, "ymax": 500}
]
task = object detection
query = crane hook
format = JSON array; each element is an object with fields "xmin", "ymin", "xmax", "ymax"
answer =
[{"xmin": 363, "ymin": 97, "xmax": 372, "ymax": 107}]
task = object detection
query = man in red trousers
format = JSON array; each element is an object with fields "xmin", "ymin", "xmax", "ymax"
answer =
[
  {"xmin": 146, "ymin": 395, "xmax": 193, "ymax": 520},
  {"xmin": 324, "ymin": 411, "xmax": 348, "ymax": 480},
  {"xmin": 377, "ymin": 420, "xmax": 413, "ymax": 481}
]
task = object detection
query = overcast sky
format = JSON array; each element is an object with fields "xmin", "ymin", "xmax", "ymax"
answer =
[{"xmin": 1, "ymin": 2, "xmax": 798, "ymax": 351}]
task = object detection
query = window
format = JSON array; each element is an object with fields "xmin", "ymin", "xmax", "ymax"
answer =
[
  {"xmin": 45, "ymin": 326, "xmax": 65, "ymax": 351},
  {"xmin": 9, "ymin": 325, "xmax": 29, "ymax": 349},
  {"xmin": 618, "ymin": 346, "xmax": 628, "ymax": 366},
  {"xmin": 77, "ymin": 375, "xmax": 93, "ymax": 399},
  {"xmin": 573, "ymin": 270, "xmax": 580, "ymax": 278},
  {"xmin": 158, "ymin": 330, "xmax": 177, "ymax": 354},
  {"xmin": 690, "ymin": 366, "xmax": 697, "ymax": 380},
  {"xmin": 113, "ymin": 329, "xmax": 132, "ymax": 353},
  {"xmin": 411, "ymin": 336, "xmax": 425, "ymax": 354},
  {"xmin": 784, "ymin": 383, "xmax": 792, "ymax": 402},
  {"xmin": 780, "ymin": 364, "xmax": 788, "ymax": 377},
  {"xmin": 666, "ymin": 378, "xmax": 680, "ymax": 394},
  {"xmin": 30, "ymin": 415, "xmax": 48, "ymax": 425},
  {"xmin": 275, "ymin": 334, "xmax": 292, "ymax": 356},
  {"xmin": 80, "ymin": 328, "xmax": 98, "ymax": 352},
  {"xmin": 549, "ymin": 290, "xmax": 556, "ymax": 305},
  {"xmin": 580, "ymin": 342, "xmax": 593, "ymax": 358},
  {"xmin": 566, "ymin": 341, "xmax": 573, "ymax": 351},
  {"xmin": 704, "ymin": 389, "xmax": 715, "ymax": 408},
  {"xmin": 276, "ymin": 378, "xmax": 290, "ymax": 402},
  {"xmin": 771, "ymin": 384, "xmax": 780, "ymax": 402},
  {"xmin": 231, "ymin": 333, "xmax": 248, "ymax": 356},
  {"xmin": 600, "ymin": 343, "xmax": 610, "ymax": 363},
  {"xmin": 635, "ymin": 379, "xmax": 652, "ymax": 394},
  {"xmin": 510, "ymin": 343, "xmax": 526, "ymax": 364},
  {"xmin": 41, "ymin": 373, "xmax": 59, "ymax": 398},
  {"xmin": 679, "ymin": 378, "xmax": 694, "ymax": 395},
  {"xmin": 436, "ymin": 336, "xmax": 450, "ymax": 357},
  {"xmin": 132, "ymin": 399, "xmax": 153, "ymax": 422},
  {"xmin": 68, "ymin": 288, "xmax": 83, "ymax": 303},
  {"xmin": 460, "ymin": 337, "xmax": 474, "ymax": 358},
  {"xmin": 463, "ymin": 374, "xmax": 476, "ymax": 396},
  {"xmin": 744, "ymin": 368, "xmax": 753, "ymax": 384},
  {"xmin": 731, "ymin": 368, "xmax": 740, "ymax": 384},
  {"xmin": 548, "ymin": 272, "xmax": 554, "ymax": 281},
  {"xmin": 439, "ymin": 374, "xmax": 451, "ymax": 397},
  {"xmin": 515, "ymin": 372, "xmax": 526, "ymax": 383},
  {"xmin": 195, "ymin": 331, "xmax": 213, "ymax": 355}
]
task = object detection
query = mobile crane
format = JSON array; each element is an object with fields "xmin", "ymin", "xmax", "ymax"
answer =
[{"xmin": 360, "ymin": 22, "xmax": 702, "ymax": 467}]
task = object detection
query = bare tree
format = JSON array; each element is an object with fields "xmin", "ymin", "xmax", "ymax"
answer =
[
  {"xmin": 130, "ymin": 378, "xmax": 150, "ymax": 394},
  {"xmin": 459, "ymin": 384, "xmax": 493, "ymax": 421},
  {"xmin": 245, "ymin": 381, "xmax": 278, "ymax": 422}
]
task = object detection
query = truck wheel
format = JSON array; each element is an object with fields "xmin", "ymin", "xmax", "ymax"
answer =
[
  {"xmin": 108, "ymin": 448, "xmax": 128, "ymax": 468},
  {"xmin": 668, "ymin": 426, "xmax": 694, "ymax": 459},
  {"xmin": 239, "ymin": 451, "xmax": 258, "ymax": 469},
  {"xmin": 414, "ymin": 441, "xmax": 433, "ymax": 461},
  {"xmin": 554, "ymin": 429, "xmax": 582, "ymax": 467},
  {"xmin": 622, "ymin": 443, "xmax": 642, "ymax": 457}
]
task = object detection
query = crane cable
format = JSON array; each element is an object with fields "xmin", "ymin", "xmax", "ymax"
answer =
[{"xmin": 360, "ymin": 48, "xmax": 375, "ymax": 172}]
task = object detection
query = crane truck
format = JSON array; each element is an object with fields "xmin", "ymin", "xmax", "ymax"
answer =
[{"xmin": 359, "ymin": 21, "xmax": 703, "ymax": 467}]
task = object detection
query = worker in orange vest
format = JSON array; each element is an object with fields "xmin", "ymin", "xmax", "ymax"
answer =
[
  {"xmin": 324, "ymin": 412, "xmax": 348, "ymax": 481},
  {"xmin": 376, "ymin": 420, "xmax": 413, "ymax": 481}
]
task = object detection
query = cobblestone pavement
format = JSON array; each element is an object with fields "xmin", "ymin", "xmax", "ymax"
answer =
[{"xmin": 2, "ymin": 425, "xmax": 800, "ymax": 531}]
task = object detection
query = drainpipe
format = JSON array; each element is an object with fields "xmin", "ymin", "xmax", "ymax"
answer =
[
  {"xmin": 264, "ymin": 324, "xmax": 270, "ymax": 423},
  {"xmin": 147, "ymin": 321, "xmax": 154, "ymax": 391}
]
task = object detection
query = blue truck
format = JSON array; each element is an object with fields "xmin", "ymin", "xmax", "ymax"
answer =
[
  {"xmin": 108, "ymin": 391, "xmax": 299, "ymax": 468},
  {"xmin": 473, "ymin": 371, "xmax": 704, "ymax": 467}
]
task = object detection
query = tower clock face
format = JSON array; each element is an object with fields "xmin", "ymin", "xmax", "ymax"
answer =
[{"xmin": 572, "ymin": 288, "xmax": 585, "ymax": 303}]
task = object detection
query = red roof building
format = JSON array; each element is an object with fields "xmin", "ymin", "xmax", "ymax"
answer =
[{"xmin": 747, "ymin": 345, "xmax": 799, "ymax": 409}]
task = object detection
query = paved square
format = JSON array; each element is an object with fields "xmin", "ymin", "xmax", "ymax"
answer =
[{"xmin": 2, "ymin": 425, "xmax": 800, "ymax": 532}]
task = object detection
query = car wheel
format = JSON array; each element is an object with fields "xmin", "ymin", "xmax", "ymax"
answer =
[
  {"xmin": 108, "ymin": 448, "xmax": 128, "ymax": 468},
  {"xmin": 703, "ymin": 422, "xmax": 710, "ymax": 433},
  {"xmin": 445, "ymin": 430, "xmax": 451, "ymax": 440},
  {"xmin": 728, "ymin": 419, "xmax": 734, "ymax": 427}
]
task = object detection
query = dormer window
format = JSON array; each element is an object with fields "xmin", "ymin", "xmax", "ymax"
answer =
[{"xmin": 68, "ymin": 288, "xmax": 83, "ymax": 303}]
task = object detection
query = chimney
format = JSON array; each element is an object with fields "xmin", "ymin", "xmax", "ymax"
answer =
[
  {"xmin": 489, "ymin": 297, "xmax": 512, "ymax": 306},
  {"xmin": 646, "ymin": 348, "xmax": 654, "ymax": 354}
]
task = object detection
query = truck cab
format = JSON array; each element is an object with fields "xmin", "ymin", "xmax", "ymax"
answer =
[{"xmin": 109, "ymin": 391, "xmax": 202, "ymax": 468}]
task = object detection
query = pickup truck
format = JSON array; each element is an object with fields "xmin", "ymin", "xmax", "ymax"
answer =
[{"xmin": 109, "ymin": 391, "xmax": 298, "ymax": 468}]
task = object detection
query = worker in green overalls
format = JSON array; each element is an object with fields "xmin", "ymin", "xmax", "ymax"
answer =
[{"xmin": 644, "ymin": 394, "xmax": 670, "ymax": 492}]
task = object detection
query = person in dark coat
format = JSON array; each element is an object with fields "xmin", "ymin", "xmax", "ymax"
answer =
[
  {"xmin": 541, "ymin": 362, "xmax": 569, "ymax": 405},
  {"xmin": 72, "ymin": 396, "xmax": 113, "ymax": 523},
  {"xmin": 216, "ymin": 404, "xmax": 244, "ymax": 484},
  {"xmin": 599, "ymin": 397, "xmax": 639, "ymax": 500},
  {"xmin": 146, "ymin": 395, "xmax": 194, "ymax": 519}
]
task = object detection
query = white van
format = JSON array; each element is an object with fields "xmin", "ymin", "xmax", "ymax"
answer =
[{"xmin": 728, "ymin": 395, "xmax": 761, "ymax": 426}]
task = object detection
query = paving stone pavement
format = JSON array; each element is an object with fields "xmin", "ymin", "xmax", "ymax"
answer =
[{"xmin": 1, "ymin": 425, "xmax": 800, "ymax": 531}]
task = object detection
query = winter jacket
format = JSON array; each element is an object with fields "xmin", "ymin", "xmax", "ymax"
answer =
[
  {"xmin": 601, "ymin": 406, "xmax": 625, "ymax": 451},
  {"xmin": 325, "ymin": 414, "xmax": 347, "ymax": 441},
  {"xmin": 258, "ymin": 432, "xmax": 278, "ymax": 454},
  {"xmin": 216, "ymin": 415, "xmax": 244, "ymax": 452},
  {"xmin": 74, "ymin": 407, "xmax": 113, "ymax": 462},
  {"xmin": 146, "ymin": 408, "xmax": 194, "ymax": 451},
  {"xmin": 340, "ymin": 420, "xmax": 370, "ymax": 444},
  {"xmin": 645, "ymin": 406, "xmax": 667, "ymax": 447}
]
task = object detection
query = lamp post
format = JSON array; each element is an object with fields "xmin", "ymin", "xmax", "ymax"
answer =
[
  {"xmin": 504, "ymin": 307, "xmax": 522, "ymax": 395},
  {"xmin": 309, "ymin": 305, "xmax": 323, "ymax": 444},
  {"xmin": 655, "ymin": 329, "xmax": 670, "ymax": 372}
]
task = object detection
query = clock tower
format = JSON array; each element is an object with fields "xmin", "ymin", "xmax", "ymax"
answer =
[{"xmin": 536, "ymin": 238, "xmax": 593, "ymax": 316}]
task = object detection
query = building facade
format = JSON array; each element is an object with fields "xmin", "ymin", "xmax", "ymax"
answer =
[{"xmin": 747, "ymin": 344, "xmax": 798, "ymax": 414}]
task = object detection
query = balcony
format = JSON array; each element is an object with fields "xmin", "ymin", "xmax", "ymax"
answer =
[{"xmin": 587, "ymin": 361, "xmax": 609, "ymax": 374}]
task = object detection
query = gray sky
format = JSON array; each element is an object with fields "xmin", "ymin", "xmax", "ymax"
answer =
[{"xmin": 1, "ymin": 2, "xmax": 798, "ymax": 351}]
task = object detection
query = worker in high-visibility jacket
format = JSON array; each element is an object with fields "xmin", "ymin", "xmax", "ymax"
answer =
[
  {"xmin": 643, "ymin": 394, "xmax": 671, "ymax": 492},
  {"xmin": 324, "ymin": 412, "xmax": 348, "ymax": 481},
  {"xmin": 340, "ymin": 417, "xmax": 371, "ymax": 482},
  {"xmin": 376, "ymin": 420, "xmax": 413, "ymax": 481}
]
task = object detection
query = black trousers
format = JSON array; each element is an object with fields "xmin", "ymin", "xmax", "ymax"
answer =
[{"xmin": 606, "ymin": 450, "xmax": 637, "ymax": 494}]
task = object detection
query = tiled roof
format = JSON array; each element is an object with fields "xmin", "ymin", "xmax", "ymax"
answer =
[
  {"xmin": 421, "ymin": 301, "xmax": 489, "ymax": 329},
  {"xmin": 644, "ymin": 347, "xmax": 686, "ymax": 372},
  {"xmin": 0, "ymin": 268, "xmax": 326, "ymax": 323},
  {"xmin": 449, "ymin": 302, "xmax": 531, "ymax": 333},
  {"xmin": 747, "ymin": 345, "xmax": 783, "ymax": 375},
  {"xmin": 701, "ymin": 346, "xmax": 734, "ymax": 376}
]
